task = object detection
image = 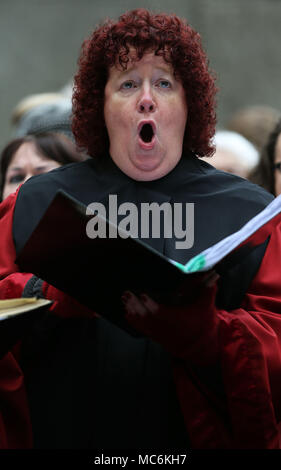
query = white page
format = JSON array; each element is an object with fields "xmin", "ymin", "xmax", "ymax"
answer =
[{"xmin": 178, "ymin": 194, "xmax": 281, "ymax": 273}]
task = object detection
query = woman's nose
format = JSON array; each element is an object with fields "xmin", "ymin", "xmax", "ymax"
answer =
[{"xmin": 137, "ymin": 87, "xmax": 156, "ymax": 113}]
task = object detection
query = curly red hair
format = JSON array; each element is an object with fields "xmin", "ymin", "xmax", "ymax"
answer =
[{"xmin": 72, "ymin": 9, "xmax": 217, "ymax": 158}]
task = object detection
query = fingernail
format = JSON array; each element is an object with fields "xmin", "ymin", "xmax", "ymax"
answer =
[
  {"xmin": 121, "ymin": 296, "xmax": 129, "ymax": 305},
  {"xmin": 122, "ymin": 291, "xmax": 131, "ymax": 301},
  {"xmin": 140, "ymin": 293, "xmax": 148, "ymax": 302}
]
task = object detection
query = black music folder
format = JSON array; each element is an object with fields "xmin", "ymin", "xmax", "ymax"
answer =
[{"xmin": 16, "ymin": 190, "xmax": 281, "ymax": 331}]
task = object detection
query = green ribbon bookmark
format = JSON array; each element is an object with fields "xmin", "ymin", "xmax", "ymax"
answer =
[{"xmin": 184, "ymin": 254, "xmax": 206, "ymax": 273}]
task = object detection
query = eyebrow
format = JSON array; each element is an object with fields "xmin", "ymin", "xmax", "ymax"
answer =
[
  {"xmin": 7, "ymin": 167, "xmax": 22, "ymax": 172},
  {"xmin": 116, "ymin": 65, "xmax": 173, "ymax": 78},
  {"xmin": 7, "ymin": 164, "xmax": 52, "ymax": 173}
]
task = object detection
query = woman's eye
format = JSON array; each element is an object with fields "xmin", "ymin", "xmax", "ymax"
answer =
[
  {"xmin": 121, "ymin": 81, "xmax": 136, "ymax": 90},
  {"xmin": 8, "ymin": 174, "xmax": 24, "ymax": 184},
  {"xmin": 158, "ymin": 80, "xmax": 171, "ymax": 88}
]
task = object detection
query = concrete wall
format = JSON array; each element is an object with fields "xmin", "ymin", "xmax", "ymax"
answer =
[{"xmin": 0, "ymin": 0, "xmax": 280, "ymax": 146}]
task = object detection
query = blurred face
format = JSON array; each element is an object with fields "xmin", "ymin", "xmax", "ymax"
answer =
[
  {"xmin": 2, "ymin": 142, "xmax": 61, "ymax": 199},
  {"xmin": 104, "ymin": 51, "xmax": 187, "ymax": 181},
  {"xmin": 201, "ymin": 149, "xmax": 250, "ymax": 178},
  {"xmin": 274, "ymin": 133, "xmax": 281, "ymax": 196}
]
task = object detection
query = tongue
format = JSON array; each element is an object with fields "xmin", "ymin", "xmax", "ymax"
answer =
[{"xmin": 140, "ymin": 124, "xmax": 154, "ymax": 143}]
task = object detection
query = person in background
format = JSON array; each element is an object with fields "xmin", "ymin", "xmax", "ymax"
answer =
[
  {"xmin": 226, "ymin": 105, "xmax": 281, "ymax": 154},
  {"xmin": 11, "ymin": 94, "xmax": 73, "ymax": 141},
  {"xmin": 249, "ymin": 118, "xmax": 281, "ymax": 196},
  {"xmin": 0, "ymin": 133, "xmax": 87, "ymax": 200},
  {"xmin": 200, "ymin": 130, "xmax": 259, "ymax": 178}
]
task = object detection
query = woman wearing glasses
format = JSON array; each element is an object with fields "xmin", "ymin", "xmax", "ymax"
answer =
[{"xmin": 250, "ymin": 119, "xmax": 281, "ymax": 196}]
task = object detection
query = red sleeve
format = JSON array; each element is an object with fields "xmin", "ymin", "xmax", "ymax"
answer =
[
  {"xmin": 0, "ymin": 187, "xmax": 33, "ymax": 297},
  {"xmin": 0, "ymin": 187, "xmax": 32, "ymax": 285},
  {"xmin": 0, "ymin": 189, "xmax": 23, "ymax": 278},
  {"xmin": 0, "ymin": 190, "xmax": 33, "ymax": 448},
  {"xmin": 173, "ymin": 220, "xmax": 281, "ymax": 449}
]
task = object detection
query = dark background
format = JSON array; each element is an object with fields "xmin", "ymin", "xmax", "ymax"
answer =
[{"xmin": 1, "ymin": 0, "xmax": 280, "ymax": 147}]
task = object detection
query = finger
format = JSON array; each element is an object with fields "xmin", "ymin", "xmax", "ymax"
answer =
[
  {"xmin": 205, "ymin": 271, "xmax": 220, "ymax": 287},
  {"xmin": 139, "ymin": 293, "xmax": 159, "ymax": 313},
  {"xmin": 121, "ymin": 291, "xmax": 148, "ymax": 316}
]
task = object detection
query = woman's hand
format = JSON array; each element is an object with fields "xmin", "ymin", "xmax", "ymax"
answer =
[{"xmin": 122, "ymin": 274, "xmax": 220, "ymax": 365}]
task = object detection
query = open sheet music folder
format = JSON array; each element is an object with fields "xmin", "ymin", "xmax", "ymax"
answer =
[{"xmin": 16, "ymin": 190, "xmax": 281, "ymax": 332}]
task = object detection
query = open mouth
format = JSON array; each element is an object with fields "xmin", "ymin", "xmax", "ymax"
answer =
[{"xmin": 139, "ymin": 123, "xmax": 154, "ymax": 143}]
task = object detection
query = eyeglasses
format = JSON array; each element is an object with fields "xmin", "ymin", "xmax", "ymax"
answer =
[{"xmin": 273, "ymin": 162, "xmax": 281, "ymax": 173}]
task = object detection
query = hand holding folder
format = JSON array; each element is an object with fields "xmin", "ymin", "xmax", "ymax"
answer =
[{"xmin": 122, "ymin": 276, "xmax": 219, "ymax": 363}]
